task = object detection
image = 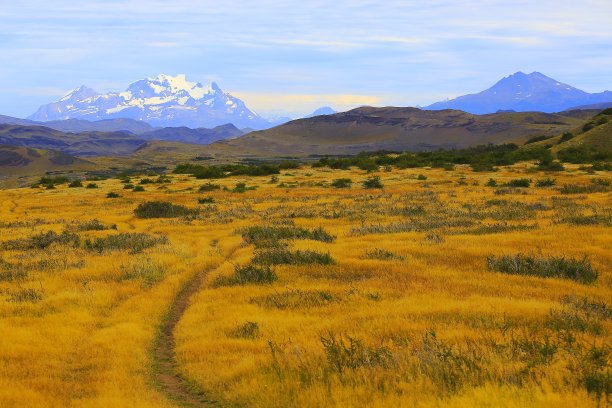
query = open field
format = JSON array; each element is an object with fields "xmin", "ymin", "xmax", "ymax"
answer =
[{"xmin": 0, "ymin": 163, "xmax": 610, "ymax": 407}]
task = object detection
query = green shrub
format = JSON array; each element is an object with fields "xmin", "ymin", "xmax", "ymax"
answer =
[
  {"xmin": 197, "ymin": 197, "xmax": 215, "ymax": 204},
  {"xmin": 68, "ymin": 180, "xmax": 83, "ymax": 188},
  {"xmin": 1, "ymin": 230, "xmax": 80, "ymax": 250},
  {"xmin": 503, "ymin": 179, "xmax": 531, "ymax": 188},
  {"xmin": 559, "ymin": 132, "xmax": 574, "ymax": 143},
  {"xmin": 486, "ymin": 254, "xmax": 598, "ymax": 284},
  {"xmin": 132, "ymin": 185, "xmax": 145, "ymax": 192},
  {"xmin": 241, "ymin": 225, "xmax": 335, "ymax": 247},
  {"xmin": 252, "ymin": 248, "xmax": 335, "ymax": 266},
  {"xmin": 331, "ymin": 178, "xmax": 352, "ymax": 188},
  {"xmin": 85, "ymin": 233, "xmax": 167, "ymax": 254},
  {"xmin": 559, "ymin": 184, "xmax": 609, "ymax": 194},
  {"xmin": 86, "ymin": 183, "xmax": 98, "ymax": 189},
  {"xmin": 525, "ymin": 135, "xmax": 552, "ymax": 145},
  {"xmin": 216, "ymin": 264, "xmax": 277, "ymax": 286},
  {"xmin": 485, "ymin": 178, "xmax": 497, "ymax": 187},
  {"xmin": 537, "ymin": 160, "xmax": 564, "ymax": 171},
  {"xmin": 106, "ymin": 192, "xmax": 120, "ymax": 198},
  {"xmin": 123, "ymin": 183, "xmax": 134, "ymax": 189},
  {"xmin": 199, "ymin": 182, "xmax": 221, "ymax": 192},
  {"xmin": 72, "ymin": 219, "xmax": 116, "ymax": 231},
  {"xmin": 417, "ymin": 174, "xmax": 427, "ymax": 180},
  {"xmin": 134, "ymin": 201, "xmax": 196, "ymax": 218},
  {"xmin": 363, "ymin": 176, "xmax": 383, "ymax": 189},
  {"xmin": 536, "ymin": 178, "xmax": 556, "ymax": 187},
  {"xmin": 233, "ymin": 182, "xmax": 256, "ymax": 193}
]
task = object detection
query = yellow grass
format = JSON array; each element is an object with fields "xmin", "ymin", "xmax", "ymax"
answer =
[{"xmin": 0, "ymin": 164, "xmax": 609, "ymax": 407}]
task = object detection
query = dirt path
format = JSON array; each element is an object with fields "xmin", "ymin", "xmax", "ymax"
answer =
[{"xmin": 152, "ymin": 264, "xmax": 222, "ymax": 407}]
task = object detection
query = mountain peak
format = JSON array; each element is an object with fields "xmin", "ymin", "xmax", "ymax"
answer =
[
  {"xmin": 60, "ymin": 85, "xmax": 98, "ymax": 102},
  {"xmin": 425, "ymin": 71, "xmax": 607, "ymax": 114},
  {"xmin": 29, "ymin": 74, "xmax": 273, "ymax": 129}
]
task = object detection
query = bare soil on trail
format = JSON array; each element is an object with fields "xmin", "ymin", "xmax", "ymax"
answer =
[{"xmin": 152, "ymin": 267, "xmax": 220, "ymax": 407}]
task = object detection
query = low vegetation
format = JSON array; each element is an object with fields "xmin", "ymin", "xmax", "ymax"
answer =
[{"xmin": 0, "ymin": 159, "xmax": 609, "ymax": 408}]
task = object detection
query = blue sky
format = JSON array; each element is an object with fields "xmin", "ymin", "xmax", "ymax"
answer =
[{"xmin": 1, "ymin": 0, "xmax": 611, "ymax": 118}]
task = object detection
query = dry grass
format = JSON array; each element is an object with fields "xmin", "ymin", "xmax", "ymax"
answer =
[{"xmin": 0, "ymin": 165, "xmax": 609, "ymax": 407}]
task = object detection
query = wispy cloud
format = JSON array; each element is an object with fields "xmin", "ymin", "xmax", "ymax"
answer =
[{"xmin": 0, "ymin": 0, "xmax": 610, "ymax": 117}]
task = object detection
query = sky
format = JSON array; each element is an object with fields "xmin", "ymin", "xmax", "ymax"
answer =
[{"xmin": 1, "ymin": 0, "xmax": 611, "ymax": 119}]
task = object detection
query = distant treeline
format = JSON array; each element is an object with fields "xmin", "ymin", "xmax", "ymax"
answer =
[
  {"xmin": 173, "ymin": 161, "xmax": 299, "ymax": 178},
  {"xmin": 311, "ymin": 144, "xmax": 610, "ymax": 171},
  {"xmin": 173, "ymin": 144, "xmax": 610, "ymax": 178}
]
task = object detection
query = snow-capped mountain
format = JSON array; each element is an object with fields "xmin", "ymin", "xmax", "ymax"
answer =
[
  {"xmin": 29, "ymin": 74, "xmax": 272, "ymax": 129},
  {"xmin": 425, "ymin": 72, "xmax": 612, "ymax": 114}
]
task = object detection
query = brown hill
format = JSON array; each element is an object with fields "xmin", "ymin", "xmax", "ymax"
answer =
[
  {"xmin": 0, "ymin": 144, "xmax": 93, "ymax": 176},
  {"xmin": 205, "ymin": 107, "xmax": 589, "ymax": 156}
]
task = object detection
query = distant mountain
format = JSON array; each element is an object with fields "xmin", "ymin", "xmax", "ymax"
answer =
[
  {"xmin": 0, "ymin": 124, "xmax": 145, "ymax": 156},
  {"xmin": 29, "ymin": 74, "xmax": 272, "ymax": 130},
  {"xmin": 0, "ymin": 115, "xmax": 153, "ymax": 134},
  {"xmin": 305, "ymin": 106, "xmax": 337, "ymax": 118},
  {"xmin": 426, "ymin": 72, "xmax": 612, "ymax": 114},
  {"xmin": 565, "ymin": 101, "xmax": 612, "ymax": 111},
  {"xmin": 140, "ymin": 123, "xmax": 245, "ymax": 144},
  {"xmin": 204, "ymin": 107, "xmax": 590, "ymax": 156}
]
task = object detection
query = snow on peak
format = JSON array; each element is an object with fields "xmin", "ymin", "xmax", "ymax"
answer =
[
  {"xmin": 60, "ymin": 85, "xmax": 97, "ymax": 102},
  {"xmin": 29, "ymin": 74, "xmax": 271, "ymax": 129}
]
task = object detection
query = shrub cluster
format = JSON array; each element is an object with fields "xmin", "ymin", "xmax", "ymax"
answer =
[
  {"xmin": 134, "ymin": 201, "xmax": 196, "ymax": 218},
  {"xmin": 487, "ymin": 254, "xmax": 598, "ymax": 284}
]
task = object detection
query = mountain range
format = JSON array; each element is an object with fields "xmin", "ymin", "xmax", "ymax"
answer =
[
  {"xmin": 28, "ymin": 74, "xmax": 273, "ymax": 130},
  {"xmin": 425, "ymin": 71, "xmax": 612, "ymax": 114}
]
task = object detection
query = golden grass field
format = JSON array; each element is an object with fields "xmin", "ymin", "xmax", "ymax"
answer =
[{"xmin": 0, "ymin": 164, "xmax": 610, "ymax": 407}]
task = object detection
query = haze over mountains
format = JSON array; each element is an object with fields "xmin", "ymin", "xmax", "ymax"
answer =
[{"xmin": 426, "ymin": 72, "xmax": 612, "ymax": 114}]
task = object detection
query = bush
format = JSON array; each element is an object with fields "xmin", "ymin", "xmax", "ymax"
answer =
[
  {"xmin": 252, "ymin": 248, "xmax": 335, "ymax": 266},
  {"xmin": 525, "ymin": 135, "xmax": 552, "ymax": 145},
  {"xmin": 106, "ymin": 192, "xmax": 120, "ymax": 198},
  {"xmin": 198, "ymin": 197, "xmax": 215, "ymax": 204},
  {"xmin": 68, "ymin": 180, "xmax": 83, "ymax": 188},
  {"xmin": 199, "ymin": 183, "xmax": 221, "ymax": 192},
  {"xmin": 1, "ymin": 230, "xmax": 80, "ymax": 250},
  {"xmin": 33, "ymin": 176, "xmax": 69, "ymax": 188},
  {"xmin": 241, "ymin": 225, "xmax": 335, "ymax": 247},
  {"xmin": 485, "ymin": 178, "xmax": 497, "ymax": 187},
  {"xmin": 139, "ymin": 178, "xmax": 154, "ymax": 184},
  {"xmin": 559, "ymin": 184, "xmax": 609, "ymax": 194},
  {"xmin": 417, "ymin": 174, "xmax": 427, "ymax": 180},
  {"xmin": 331, "ymin": 178, "xmax": 352, "ymax": 188},
  {"xmin": 536, "ymin": 178, "xmax": 556, "ymax": 187},
  {"xmin": 233, "ymin": 182, "xmax": 256, "ymax": 193},
  {"xmin": 134, "ymin": 201, "xmax": 196, "ymax": 218},
  {"xmin": 132, "ymin": 185, "xmax": 145, "ymax": 192},
  {"xmin": 487, "ymin": 254, "xmax": 598, "ymax": 284},
  {"xmin": 363, "ymin": 176, "xmax": 383, "ymax": 189},
  {"xmin": 86, "ymin": 183, "xmax": 98, "ymax": 189},
  {"xmin": 216, "ymin": 264, "xmax": 277, "ymax": 286},
  {"xmin": 537, "ymin": 159, "xmax": 564, "ymax": 171},
  {"xmin": 503, "ymin": 179, "xmax": 531, "ymax": 188},
  {"xmin": 559, "ymin": 132, "xmax": 574, "ymax": 143},
  {"xmin": 85, "ymin": 233, "xmax": 167, "ymax": 254},
  {"xmin": 123, "ymin": 183, "xmax": 134, "ymax": 189}
]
